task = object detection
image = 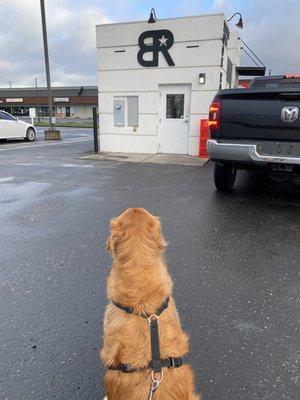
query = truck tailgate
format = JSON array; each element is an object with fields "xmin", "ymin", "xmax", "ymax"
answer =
[{"xmin": 219, "ymin": 90, "xmax": 300, "ymax": 141}]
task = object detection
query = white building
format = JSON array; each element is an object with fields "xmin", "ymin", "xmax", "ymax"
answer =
[{"xmin": 96, "ymin": 14, "xmax": 240, "ymax": 155}]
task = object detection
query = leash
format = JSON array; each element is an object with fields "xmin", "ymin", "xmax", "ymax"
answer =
[
  {"xmin": 147, "ymin": 313, "xmax": 163, "ymax": 399},
  {"xmin": 109, "ymin": 297, "xmax": 184, "ymax": 398}
]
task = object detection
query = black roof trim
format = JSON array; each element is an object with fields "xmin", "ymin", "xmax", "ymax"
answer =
[{"xmin": 236, "ymin": 66, "xmax": 266, "ymax": 76}]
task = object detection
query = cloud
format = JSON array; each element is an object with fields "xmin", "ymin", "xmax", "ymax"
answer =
[
  {"xmin": 211, "ymin": 0, "xmax": 300, "ymax": 74},
  {"xmin": 213, "ymin": 0, "xmax": 233, "ymax": 13},
  {"xmin": 0, "ymin": 0, "xmax": 110, "ymax": 87},
  {"xmin": 0, "ymin": 0, "xmax": 299, "ymax": 87},
  {"xmin": 236, "ymin": 0, "xmax": 300, "ymax": 74}
]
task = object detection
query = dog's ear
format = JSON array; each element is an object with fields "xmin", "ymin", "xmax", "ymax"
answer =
[
  {"xmin": 106, "ymin": 233, "xmax": 115, "ymax": 254},
  {"xmin": 106, "ymin": 218, "xmax": 122, "ymax": 255},
  {"xmin": 155, "ymin": 234, "xmax": 167, "ymax": 251},
  {"xmin": 151, "ymin": 217, "xmax": 167, "ymax": 252}
]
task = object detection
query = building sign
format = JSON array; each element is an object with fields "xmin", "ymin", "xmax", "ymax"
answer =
[
  {"xmin": 6, "ymin": 98, "xmax": 23, "ymax": 103},
  {"xmin": 29, "ymin": 108, "xmax": 36, "ymax": 118},
  {"xmin": 137, "ymin": 29, "xmax": 175, "ymax": 67},
  {"xmin": 54, "ymin": 97, "xmax": 69, "ymax": 102}
]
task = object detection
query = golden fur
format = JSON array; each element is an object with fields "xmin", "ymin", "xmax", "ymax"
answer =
[{"xmin": 101, "ymin": 208, "xmax": 200, "ymax": 400}]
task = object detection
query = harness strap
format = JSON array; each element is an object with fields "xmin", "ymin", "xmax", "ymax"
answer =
[
  {"xmin": 110, "ymin": 297, "xmax": 184, "ymax": 386},
  {"xmin": 108, "ymin": 357, "xmax": 183, "ymax": 373},
  {"xmin": 149, "ymin": 318, "xmax": 161, "ymax": 372},
  {"xmin": 112, "ymin": 297, "xmax": 169, "ymax": 319}
]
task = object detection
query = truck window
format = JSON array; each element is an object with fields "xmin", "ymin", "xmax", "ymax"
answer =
[{"xmin": 251, "ymin": 77, "xmax": 300, "ymax": 88}]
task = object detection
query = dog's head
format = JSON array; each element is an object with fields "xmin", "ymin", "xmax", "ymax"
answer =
[{"xmin": 106, "ymin": 208, "xmax": 166, "ymax": 259}]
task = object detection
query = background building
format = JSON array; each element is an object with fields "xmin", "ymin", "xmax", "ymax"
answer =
[
  {"xmin": 239, "ymin": 79, "xmax": 252, "ymax": 88},
  {"xmin": 0, "ymin": 86, "xmax": 97, "ymax": 118},
  {"xmin": 96, "ymin": 14, "xmax": 241, "ymax": 155}
]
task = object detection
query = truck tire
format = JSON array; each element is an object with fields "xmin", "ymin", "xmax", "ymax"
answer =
[{"xmin": 214, "ymin": 162, "xmax": 237, "ymax": 191}]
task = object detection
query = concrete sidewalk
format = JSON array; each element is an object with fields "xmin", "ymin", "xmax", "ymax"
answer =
[{"xmin": 81, "ymin": 152, "xmax": 208, "ymax": 166}]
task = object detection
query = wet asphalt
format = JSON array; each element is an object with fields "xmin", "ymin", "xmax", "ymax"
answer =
[{"xmin": 0, "ymin": 128, "xmax": 299, "ymax": 400}]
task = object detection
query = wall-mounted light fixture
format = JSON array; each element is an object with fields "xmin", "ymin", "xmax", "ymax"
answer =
[
  {"xmin": 148, "ymin": 8, "xmax": 157, "ymax": 23},
  {"xmin": 199, "ymin": 73, "xmax": 206, "ymax": 84},
  {"xmin": 227, "ymin": 12, "xmax": 244, "ymax": 29}
]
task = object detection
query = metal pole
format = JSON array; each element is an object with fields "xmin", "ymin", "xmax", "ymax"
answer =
[
  {"xmin": 93, "ymin": 107, "xmax": 99, "ymax": 153},
  {"xmin": 40, "ymin": 0, "xmax": 53, "ymax": 129},
  {"xmin": 35, "ymin": 77, "xmax": 40, "ymax": 122},
  {"xmin": 240, "ymin": 39, "xmax": 265, "ymax": 67}
]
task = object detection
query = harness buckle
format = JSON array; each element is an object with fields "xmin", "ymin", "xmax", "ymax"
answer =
[
  {"xmin": 147, "ymin": 314, "xmax": 160, "ymax": 326},
  {"xmin": 169, "ymin": 357, "xmax": 175, "ymax": 368},
  {"xmin": 120, "ymin": 364, "xmax": 131, "ymax": 373}
]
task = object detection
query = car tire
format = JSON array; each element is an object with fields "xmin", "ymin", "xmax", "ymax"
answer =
[
  {"xmin": 25, "ymin": 128, "xmax": 36, "ymax": 142},
  {"xmin": 214, "ymin": 162, "xmax": 237, "ymax": 191}
]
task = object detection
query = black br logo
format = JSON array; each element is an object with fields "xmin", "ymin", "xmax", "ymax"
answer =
[{"xmin": 137, "ymin": 29, "xmax": 175, "ymax": 67}]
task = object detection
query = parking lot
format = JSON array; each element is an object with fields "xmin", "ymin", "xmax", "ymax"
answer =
[{"xmin": 0, "ymin": 128, "xmax": 299, "ymax": 400}]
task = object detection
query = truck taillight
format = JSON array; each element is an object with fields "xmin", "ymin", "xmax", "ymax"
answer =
[{"xmin": 208, "ymin": 100, "xmax": 221, "ymax": 132}]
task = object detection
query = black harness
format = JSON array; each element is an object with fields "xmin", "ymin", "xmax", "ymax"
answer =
[
  {"xmin": 112, "ymin": 297, "xmax": 170, "ymax": 320},
  {"xmin": 108, "ymin": 297, "xmax": 184, "ymax": 398}
]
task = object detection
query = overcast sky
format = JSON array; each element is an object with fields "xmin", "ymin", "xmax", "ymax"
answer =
[{"xmin": 0, "ymin": 0, "xmax": 299, "ymax": 88}]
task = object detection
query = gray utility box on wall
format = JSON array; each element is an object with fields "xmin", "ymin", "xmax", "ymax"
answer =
[
  {"xmin": 127, "ymin": 96, "xmax": 138, "ymax": 126},
  {"xmin": 113, "ymin": 100, "xmax": 125, "ymax": 126}
]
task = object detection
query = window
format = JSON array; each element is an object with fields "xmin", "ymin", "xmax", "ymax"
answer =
[
  {"xmin": 41, "ymin": 106, "xmax": 49, "ymax": 117},
  {"xmin": 0, "ymin": 106, "xmax": 12, "ymax": 114},
  {"xmin": 251, "ymin": 77, "xmax": 300, "ymax": 89},
  {"xmin": 56, "ymin": 106, "xmax": 66, "ymax": 117},
  {"xmin": 12, "ymin": 106, "xmax": 29, "ymax": 116},
  {"xmin": 0, "ymin": 111, "xmax": 15, "ymax": 120},
  {"xmin": 166, "ymin": 94, "xmax": 184, "ymax": 119},
  {"xmin": 40, "ymin": 106, "xmax": 55, "ymax": 117}
]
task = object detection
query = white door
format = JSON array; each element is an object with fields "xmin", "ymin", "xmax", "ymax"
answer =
[
  {"xmin": 0, "ymin": 111, "xmax": 21, "ymax": 138},
  {"xmin": 158, "ymin": 84, "xmax": 191, "ymax": 154}
]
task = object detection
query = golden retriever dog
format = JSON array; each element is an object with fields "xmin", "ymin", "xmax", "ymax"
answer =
[{"xmin": 101, "ymin": 208, "xmax": 200, "ymax": 400}]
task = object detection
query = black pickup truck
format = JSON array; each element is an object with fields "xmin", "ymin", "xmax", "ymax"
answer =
[{"xmin": 207, "ymin": 75, "xmax": 300, "ymax": 191}]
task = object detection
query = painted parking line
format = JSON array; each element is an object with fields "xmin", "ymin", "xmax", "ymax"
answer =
[
  {"xmin": 12, "ymin": 162, "xmax": 94, "ymax": 168},
  {"xmin": 0, "ymin": 138, "xmax": 92, "ymax": 152}
]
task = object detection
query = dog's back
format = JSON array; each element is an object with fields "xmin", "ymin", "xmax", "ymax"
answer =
[{"xmin": 101, "ymin": 208, "xmax": 200, "ymax": 399}]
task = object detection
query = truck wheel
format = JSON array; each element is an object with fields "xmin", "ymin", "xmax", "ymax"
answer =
[{"xmin": 214, "ymin": 162, "xmax": 237, "ymax": 191}]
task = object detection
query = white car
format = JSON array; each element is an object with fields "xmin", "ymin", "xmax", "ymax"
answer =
[{"xmin": 0, "ymin": 110, "xmax": 36, "ymax": 141}]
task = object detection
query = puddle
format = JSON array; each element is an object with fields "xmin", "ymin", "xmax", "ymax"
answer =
[
  {"xmin": 61, "ymin": 163, "xmax": 94, "ymax": 168},
  {"xmin": 0, "ymin": 181, "xmax": 51, "ymax": 222},
  {"xmin": 0, "ymin": 177, "xmax": 15, "ymax": 183}
]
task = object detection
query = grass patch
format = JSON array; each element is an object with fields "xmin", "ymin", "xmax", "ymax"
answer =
[{"xmin": 34, "ymin": 121, "xmax": 93, "ymax": 128}]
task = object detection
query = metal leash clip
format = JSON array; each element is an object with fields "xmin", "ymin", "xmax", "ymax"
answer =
[
  {"xmin": 147, "ymin": 370, "xmax": 164, "ymax": 400},
  {"xmin": 147, "ymin": 314, "xmax": 160, "ymax": 326}
]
